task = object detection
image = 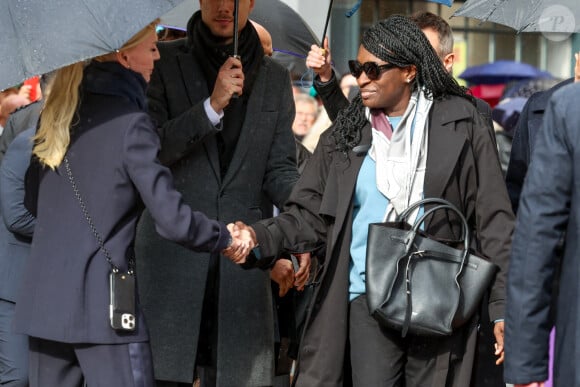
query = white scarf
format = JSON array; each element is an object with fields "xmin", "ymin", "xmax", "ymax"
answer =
[{"xmin": 368, "ymin": 88, "xmax": 433, "ymax": 222}]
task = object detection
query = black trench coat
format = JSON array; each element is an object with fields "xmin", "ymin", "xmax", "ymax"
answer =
[{"xmin": 253, "ymin": 96, "xmax": 514, "ymax": 387}]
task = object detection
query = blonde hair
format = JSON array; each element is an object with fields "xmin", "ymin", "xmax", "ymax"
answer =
[{"xmin": 33, "ymin": 20, "xmax": 159, "ymax": 168}]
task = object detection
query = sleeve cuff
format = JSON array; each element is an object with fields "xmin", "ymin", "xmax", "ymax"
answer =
[{"xmin": 203, "ymin": 98, "xmax": 224, "ymax": 127}]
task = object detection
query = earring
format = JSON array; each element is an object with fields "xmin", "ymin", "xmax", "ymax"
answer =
[{"xmin": 406, "ymin": 79, "xmax": 411, "ymax": 83}]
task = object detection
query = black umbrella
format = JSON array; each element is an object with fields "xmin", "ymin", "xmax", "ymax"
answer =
[
  {"xmin": 0, "ymin": 0, "xmax": 187, "ymax": 91},
  {"xmin": 161, "ymin": 0, "xmax": 320, "ymax": 75},
  {"xmin": 454, "ymin": 0, "xmax": 580, "ymax": 33}
]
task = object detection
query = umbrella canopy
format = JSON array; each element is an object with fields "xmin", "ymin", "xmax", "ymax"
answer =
[
  {"xmin": 161, "ymin": 0, "xmax": 320, "ymax": 63},
  {"xmin": 459, "ymin": 60, "xmax": 552, "ymax": 85},
  {"xmin": 1, "ymin": 0, "xmax": 187, "ymax": 91},
  {"xmin": 453, "ymin": 0, "xmax": 580, "ymax": 33}
]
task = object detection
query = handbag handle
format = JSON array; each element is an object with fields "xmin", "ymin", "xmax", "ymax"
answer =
[
  {"xmin": 409, "ymin": 204, "xmax": 470, "ymax": 252},
  {"xmin": 395, "ymin": 197, "xmax": 456, "ymax": 222}
]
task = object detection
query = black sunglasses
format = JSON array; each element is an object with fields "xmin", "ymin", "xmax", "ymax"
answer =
[{"xmin": 348, "ymin": 60, "xmax": 398, "ymax": 80}]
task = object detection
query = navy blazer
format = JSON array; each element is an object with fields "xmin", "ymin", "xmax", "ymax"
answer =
[
  {"xmin": 14, "ymin": 63, "xmax": 231, "ymax": 344},
  {"xmin": 0, "ymin": 128, "xmax": 35, "ymax": 302}
]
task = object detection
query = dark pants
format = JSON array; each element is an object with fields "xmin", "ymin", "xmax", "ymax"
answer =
[
  {"xmin": 349, "ymin": 295, "xmax": 443, "ymax": 387},
  {"xmin": 0, "ymin": 299, "xmax": 28, "ymax": 386},
  {"xmin": 28, "ymin": 337, "xmax": 154, "ymax": 387}
]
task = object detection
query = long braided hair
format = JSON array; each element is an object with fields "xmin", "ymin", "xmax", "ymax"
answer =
[{"xmin": 332, "ymin": 15, "xmax": 472, "ymax": 154}]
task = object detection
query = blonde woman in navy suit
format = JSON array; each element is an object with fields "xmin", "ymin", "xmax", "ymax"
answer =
[{"xmin": 13, "ymin": 21, "xmax": 251, "ymax": 387}]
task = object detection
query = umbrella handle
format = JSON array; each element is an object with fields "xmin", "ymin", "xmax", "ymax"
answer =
[
  {"xmin": 231, "ymin": 54, "xmax": 240, "ymax": 99},
  {"xmin": 233, "ymin": 0, "xmax": 239, "ymax": 57}
]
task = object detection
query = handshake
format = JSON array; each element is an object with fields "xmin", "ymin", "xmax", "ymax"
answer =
[
  {"xmin": 221, "ymin": 222, "xmax": 312, "ymax": 296},
  {"xmin": 221, "ymin": 221, "xmax": 258, "ymax": 266}
]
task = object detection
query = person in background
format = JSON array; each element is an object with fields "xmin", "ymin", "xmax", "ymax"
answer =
[
  {"xmin": 506, "ymin": 51, "xmax": 580, "ymax": 212},
  {"xmin": 504, "ymin": 82, "xmax": 580, "ymax": 387},
  {"xmin": 135, "ymin": 0, "xmax": 303, "ymax": 386},
  {"xmin": 292, "ymin": 93, "xmax": 318, "ymax": 142},
  {"xmin": 13, "ymin": 21, "xmax": 250, "ymax": 387},
  {"xmin": 292, "ymin": 93, "xmax": 317, "ymax": 175},
  {"xmin": 0, "ymin": 128, "xmax": 35, "ymax": 387},
  {"xmin": 251, "ymin": 20, "xmax": 273, "ymax": 57},
  {"xmin": 0, "ymin": 94, "xmax": 30, "ymax": 135},
  {"xmin": 0, "ymin": 72, "xmax": 55, "ymax": 165},
  {"xmin": 240, "ymin": 15, "xmax": 513, "ymax": 387}
]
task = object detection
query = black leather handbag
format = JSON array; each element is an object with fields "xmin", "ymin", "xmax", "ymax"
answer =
[{"xmin": 365, "ymin": 198, "xmax": 498, "ymax": 337}]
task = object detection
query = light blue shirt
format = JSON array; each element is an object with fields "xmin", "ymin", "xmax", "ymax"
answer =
[
  {"xmin": 349, "ymin": 153, "xmax": 389, "ymax": 301},
  {"xmin": 349, "ymin": 115, "xmax": 426, "ymax": 301}
]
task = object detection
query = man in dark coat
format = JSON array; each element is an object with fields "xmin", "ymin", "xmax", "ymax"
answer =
[
  {"xmin": 505, "ymin": 78, "xmax": 573, "ymax": 213},
  {"xmin": 504, "ymin": 82, "xmax": 580, "ymax": 387},
  {"xmin": 135, "ymin": 0, "xmax": 300, "ymax": 386}
]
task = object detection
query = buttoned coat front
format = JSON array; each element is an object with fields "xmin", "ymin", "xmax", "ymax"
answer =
[
  {"xmin": 254, "ymin": 96, "xmax": 514, "ymax": 387},
  {"xmin": 135, "ymin": 38, "xmax": 298, "ymax": 385}
]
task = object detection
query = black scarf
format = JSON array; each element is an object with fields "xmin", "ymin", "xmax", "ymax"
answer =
[
  {"xmin": 187, "ymin": 11, "xmax": 264, "ymax": 178},
  {"xmin": 83, "ymin": 61, "xmax": 148, "ymax": 111}
]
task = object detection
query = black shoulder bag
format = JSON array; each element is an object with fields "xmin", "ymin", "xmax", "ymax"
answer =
[{"xmin": 365, "ymin": 198, "xmax": 498, "ymax": 337}]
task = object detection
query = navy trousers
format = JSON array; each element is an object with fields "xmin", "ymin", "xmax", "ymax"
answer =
[
  {"xmin": 0, "ymin": 299, "xmax": 28, "ymax": 387},
  {"xmin": 28, "ymin": 337, "xmax": 154, "ymax": 387}
]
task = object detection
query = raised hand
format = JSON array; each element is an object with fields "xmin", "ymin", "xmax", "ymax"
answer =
[
  {"xmin": 305, "ymin": 37, "xmax": 332, "ymax": 82},
  {"xmin": 210, "ymin": 56, "xmax": 244, "ymax": 113}
]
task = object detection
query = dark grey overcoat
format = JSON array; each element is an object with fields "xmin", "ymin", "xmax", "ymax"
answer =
[
  {"xmin": 253, "ymin": 96, "xmax": 514, "ymax": 387},
  {"xmin": 135, "ymin": 38, "xmax": 298, "ymax": 385}
]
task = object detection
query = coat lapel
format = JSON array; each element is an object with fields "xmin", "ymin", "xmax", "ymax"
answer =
[
  {"xmin": 177, "ymin": 52, "xmax": 221, "ymax": 181},
  {"xmin": 220, "ymin": 59, "xmax": 268, "ymax": 187},
  {"xmin": 424, "ymin": 98, "xmax": 471, "ymax": 200},
  {"xmin": 329, "ymin": 124, "xmax": 372, "ymax": 249}
]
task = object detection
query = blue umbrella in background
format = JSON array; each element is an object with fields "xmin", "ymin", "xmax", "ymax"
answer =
[{"xmin": 459, "ymin": 60, "xmax": 553, "ymax": 85}]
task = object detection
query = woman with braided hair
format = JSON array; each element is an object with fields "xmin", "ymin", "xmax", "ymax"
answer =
[{"xmin": 240, "ymin": 14, "xmax": 514, "ymax": 386}]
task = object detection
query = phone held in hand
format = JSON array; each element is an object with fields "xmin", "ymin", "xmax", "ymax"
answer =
[{"xmin": 109, "ymin": 271, "xmax": 136, "ymax": 331}]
